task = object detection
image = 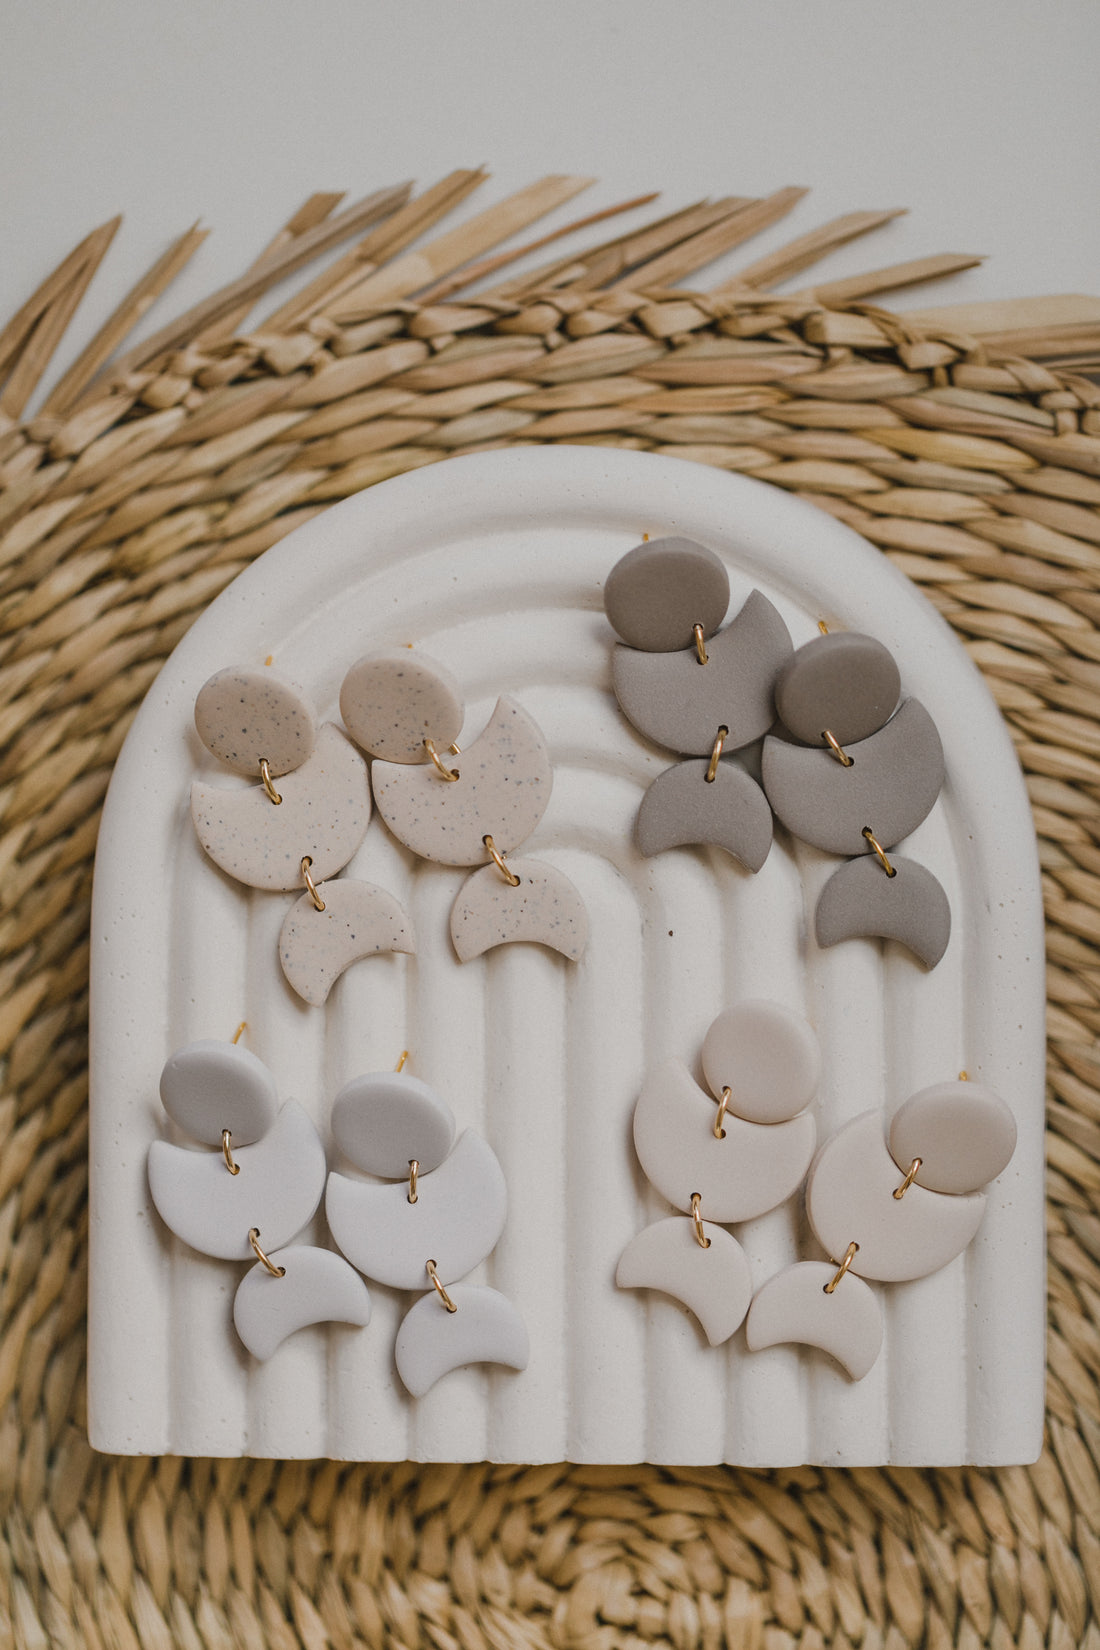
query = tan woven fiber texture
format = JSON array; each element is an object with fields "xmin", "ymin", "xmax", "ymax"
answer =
[{"xmin": 2, "ymin": 176, "xmax": 1100, "ymax": 1649}]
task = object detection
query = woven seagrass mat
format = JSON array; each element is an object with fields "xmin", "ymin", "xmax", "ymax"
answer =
[{"xmin": 2, "ymin": 174, "xmax": 1100, "ymax": 1650}]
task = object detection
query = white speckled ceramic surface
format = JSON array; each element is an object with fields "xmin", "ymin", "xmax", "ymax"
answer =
[{"xmin": 89, "ymin": 447, "xmax": 1044, "ymax": 1464}]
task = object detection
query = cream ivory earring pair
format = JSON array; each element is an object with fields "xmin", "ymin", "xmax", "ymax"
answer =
[
  {"xmin": 146, "ymin": 1036, "xmax": 529, "ymax": 1393},
  {"xmin": 190, "ymin": 649, "xmax": 587, "ymax": 1004}
]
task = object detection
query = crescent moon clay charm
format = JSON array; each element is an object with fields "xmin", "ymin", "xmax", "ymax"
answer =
[
  {"xmin": 450, "ymin": 858, "xmax": 588, "ymax": 962},
  {"xmin": 814, "ymin": 854, "xmax": 952, "ymax": 969},
  {"xmin": 634, "ymin": 759, "xmax": 773, "ymax": 871},
  {"xmin": 745, "ymin": 1261, "xmax": 884, "ymax": 1380},
  {"xmin": 233, "ymin": 1245, "xmax": 373, "ymax": 1361},
  {"xmin": 278, "ymin": 877, "xmax": 415, "ymax": 1005},
  {"xmin": 394, "ymin": 1284, "xmax": 530, "ymax": 1397},
  {"xmin": 616, "ymin": 1217, "xmax": 753, "ymax": 1346}
]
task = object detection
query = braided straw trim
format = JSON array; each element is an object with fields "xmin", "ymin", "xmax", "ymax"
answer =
[{"xmin": 2, "ymin": 176, "xmax": 1100, "ymax": 1649}]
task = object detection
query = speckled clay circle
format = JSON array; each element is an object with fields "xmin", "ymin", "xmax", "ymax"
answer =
[
  {"xmin": 340, "ymin": 649, "xmax": 464, "ymax": 762},
  {"xmin": 604, "ymin": 537, "xmax": 730, "ymax": 652},
  {"xmin": 331, "ymin": 1071, "xmax": 456, "ymax": 1178},
  {"xmin": 889, "ymin": 1079, "xmax": 1017, "ymax": 1194},
  {"xmin": 159, "ymin": 1039, "xmax": 279, "ymax": 1146},
  {"xmin": 775, "ymin": 631, "xmax": 901, "ymax": 746},
  {"xmin": 194, "ymin": 666, "xmax": 317, "ymax": 777}
]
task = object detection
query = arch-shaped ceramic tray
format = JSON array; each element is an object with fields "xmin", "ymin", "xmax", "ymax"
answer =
[{"xmin": 89, "ymin": 446, "xmax": 1045, "ymax": 1465}]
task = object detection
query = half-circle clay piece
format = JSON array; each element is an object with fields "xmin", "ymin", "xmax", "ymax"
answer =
[
  {"xmin": 148, "ymin": 1100, "xmax": 326, "ymax": 1261},
  {"xmin": 612, "ymin": 589, "xmax": 793, "ymax": 756},
  {"xmin": 326, "ymin": 1129, "xmax": 507, "ymax": 1288},
  {"xmin": 814, "ymin": 853, "xmax": 952, "ymax": 969},
  {"xmin": 775, "ymin": 632, "xmax": 901, "ymax": 747},
  {"xmin": 339, "ymin": 648, "xmax": 464, "ymax": 762},
  {"xmin": 807, "ymin": 1110, "xmax": 985, "ymax": 1283},
  {"xmin": 194, "ymin": 665, "xmax": 317, "ymax": 777},
  {"xmin": 700, "ymin": 1000, "xmax": 821, "ymax": 1125},
  {"xmin": 888, "ymin": 1079, "xmax": 1017, "ymax": 1194},
  {"xmin": 635, "ymin": 759, "xmax": 773, "ymax": 871},
  {"xmin": 633, "ymin": 1060, "xmax": 816, "ymax": 1223},
  {"xmin": 232, "ymin": 1244, "xmax": 372, "ymax": 1361},
  {"xmin": 450, "ymin": 858, "xmax": 587, "ymax": 962},
  {"xmin": 604, "ymin": 537, "xmax": 730, "ymax": 652},
  {"xmin": 279, "ymin": 877, "xmax": 415, "ymax": 1006},
  {"xmin": 616, "ymin": 1217, "xmax": 753, "ymax": 1346},
  {"xmin": 394, "ymin": 1284, "xmax": 530, "ymax": 1397},
  {"xmin": 191, "ymin": 722, "xmax": 371, "ymax": 890},
  {"xmin": 745, "ymin": 1260, "xmax": 884, "ymax": 1380},
  {"xmin": 762, "ymin": 697, "xmax": 945, "ymax": 856},
  {"xmin": 331, "ymin": 1070, "xmax": 456, "ymax": 1179},
  {"xmin": 159, "ymin": 1038, "xmax": 278, "ymax": 1147},
  {"xmin": 371, "ymin": 697, "xmax": 551, "ymax": 865}
]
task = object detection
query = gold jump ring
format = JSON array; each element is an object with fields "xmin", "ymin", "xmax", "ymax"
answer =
[
  {"xmin": 222, "ymin": 1129, "xmax": 240, "ymax": 1176},
  {"xmin": 690, "ymin": 1192, "xmax": 711, "ymax": 1250},
  {"xmin": 248, "ymin": 1228, "xmax": 285, "ymax": 1278},
  {"xmin": 824, "ymin": 1240, "xmax": 859, "ymax": 1294},
  {"xmin": 301, "ymin": 856, "xmax": 326, "ymax": 911},
  {"xmin": 424, "ymin": 737, "xmax": 460, "ymax": 781},
  {"xmin": 408, "ymin": 1160, "xmax": 419, "ymax": 1205},
  {"xmin": 259, "ymin": 759, "xmax": 283, "ymax": 805},
  {"xmin": 426, "ymin": 1259, "xmax": 457, "ymax": 1312},
  {"xmin": 693, "ymin": 624, "xmax": 709, "ymax": 666},
  {"xmin": 893, "ymin": 1157, "xmax": 922, "ymax": 1200},
  {"xmin": 861, "ymin": 827, "xmax": 896, "ymax": 878},
  {"xmin": 822, "ymin": 729, "xmax": 853, "ymax": 767},
  {"xmin": 484, "ymin": 834, "xmax": 520, "ymax": 887},
  {"xmin": 705, "ymin": 725, "xmax": 728, "ymax": 783},
  {"xmin": 714, "ymin": 1087, "xmax": 730, "ymax": 1140}
]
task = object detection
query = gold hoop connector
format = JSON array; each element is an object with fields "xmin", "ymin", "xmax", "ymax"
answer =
[
  {"xmin": 714, "ymin": 1087, "xmax": 731, "ymax": 1140},
  {"xmin": 426, "ymin": 1259, "xmax": 457, "ymax": 1312},
  {"xmin": 231, "ymin": 1021, "xmax": 247, "ymax": 1045},
  {"xmin": 259, "ymin": 758, "xmax": 282, "ymax": 805},
  {"xmin": 248, "ymin": 1228, "xmax": 285, "ymax": 1278},
  {"xmin": 822, "ymin": 729, "xmax": 853, "ymax": 767},
  {"xmin": 484, "ymin": 834, "xmax": 520, "ymax": 887},
  {"xmin": 824, "ymin": 1240, "xmax": 859, "ymax": 1294},
  {"xmin": 424, "ymin": 737, "xmax": 460, "ymax": 781},
  {"xmin": 693, "ymin": 624, "xmax": 709, "ymax": 666},
  {"xmin": 301, "ymin": 856, "xmax": 326, "ymax": 911},
  {"xmin": 408, "ymin": 1160, "xmax": 419, "ymax": 1205},
  {"xmin": 818, "ymin": 620, "xmax": 830, "ymax": 635},
  {"xmin": 222, "ymin": 1129, "xmax": 240, "ymax": 1176},
  {"xmin": 690, "ymin": 1192, "xmax": 711, "ymax": 1250},
  {"xmin": 705, "ymin": 725, "xmax": 728, "ymax": 783},
  {"xmin": 893, "ymin": 1157, "xmax": 922, "ymax": 1200},
  {"xmin": 395, "ymin": 1049, "xmax": 410, "ymax": 1073},
  {"xmin": 861, "ymin": 827, "xmax": 896, "ymax": 878}
]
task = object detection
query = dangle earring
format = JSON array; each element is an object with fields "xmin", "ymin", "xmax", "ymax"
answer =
[
  {"xmin": 189, "ymin": 664, "xmax": 415, "ymax": 1004},
  {"xmin": 339, "ymin": 649, "xmax": 587, "ymax": 963},
  {"xmin": 761, "ymin": 625, "xmax": 951, "ymax": 967},
  {"xmin": 324, "ymin": 1053, "xmax": 529, "ymax": 1395},
  {"xmin": 147, "ymin": 1030, "xmax": 372, "ymax": 1359},
  {"xmin": 617, "ymin": 1001, "xmax": 820, "ymax": 1345},
  {"xmin": 746, "ymin": 1073, "xmax": 1017, "ymax": 1379},
  {"xmin": 604, "ymin": 537, "xmax": 793, "ymax": 870}
]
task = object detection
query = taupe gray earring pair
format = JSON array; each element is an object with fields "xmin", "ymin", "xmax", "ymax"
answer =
[{"xmin": 604, "ymin": 537, "xmax": 951, "ymax": 968}]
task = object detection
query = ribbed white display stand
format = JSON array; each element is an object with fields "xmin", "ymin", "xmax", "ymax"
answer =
[{"xmin": 89, "ymin": 447, "xmax": 1045, "ymax": 1464}]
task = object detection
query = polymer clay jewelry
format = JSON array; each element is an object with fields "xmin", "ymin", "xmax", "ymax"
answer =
[
  {"xmin": 190, "ymin": 665, "xmax": 415, "ymax": 1004},
  {"xmin": 147, "ymin": 1034, "xmax": 372, "ymax": 1359},
  {"xmin": 324, "ymin": 1057, "xmax": 529, "ymax": 1395},
  {"xmin": 339, "ymin": 648, "xmax": 587, "ymax": 963},
  {"xmin": 761, "ymin": 626, "xmax": 952, "ymax": 967},
  {"xmin": 604, "ymin": 537, "xmax": 792, "ymax": 870},
  {"xmin": 617, "ymin": 1001, "xmax": 820, "ymax": 1344},
  {"xmin": 745, "ymin": 1074, "xmax": 1017, "ymax": 1379}
]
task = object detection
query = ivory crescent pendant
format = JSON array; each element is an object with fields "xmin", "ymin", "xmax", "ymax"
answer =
[
  {"xmin": 450, "ymin": 858, "xmax": 588, "ymax": 962},
  {"xmin": 616, "ymin": 1217, "xmax": 753, "ymax": 1346},
  {"xmin": 371, "ymin": 697, "xmax": 552, "ymax": 864},
  {"xmin": 279, "ymin": 877, "xmax": 415, "ymax": 1005},
  {"xmin": 191, "ymin": 722, "xmax": 372, "ymax": 890},
  {"xmin": 394, "ymin": 1284, "xmax": 530, "ymax": 1397},
  {"xmin": 233, "ymin": 1245, "xmax": 373, "ymax": 1361},
  {"xmin": 745, "ymin": 1261, "xmax": 884, "ymax": 1380}
]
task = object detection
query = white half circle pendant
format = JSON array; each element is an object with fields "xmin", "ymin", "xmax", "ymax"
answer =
[
  {"xmin": 279, "ymin": 877, "xmax": 415, "ymax": 1005},
  {"xmin": 233, "ymin": 1244, "xmax": 373, "ymax": 1361},
  {"xmin": 616, "ymin": 1217, "xmax": 753, "ymax": 1346},
  {"xmin": 745, "ymin": 1260, "xmax": 884, "ymax": 1381},
  {"xmin": 450, "ymin": 858, "xmax": 587, "ymax": 963},
  {"xmin": 191, "ymin": 723, "xmax": 371, "ymax": 890},
  {"xmin": 394, "ymin": 1284, "xmax": 529, "ymax": 1397}
]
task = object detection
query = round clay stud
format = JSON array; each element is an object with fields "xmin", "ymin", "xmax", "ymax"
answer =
[
  {"xmin": 194, "ymin": 666, "xmax": 316, "ymax": 777},
  {"xmin": 889, "ymin": 1079, "xmax": 1017, "ymax": 1194},
  {"xmin": 159, "ymin": 1039, "xmax": 279, "ymax": 1147},
  {"xmin": 339, "ymin": 649, "xmax": 464, "ymax": 763},
  {"xmin": 701, "ymin": 1000, "xmax": 821, "ymax": 1124},
  {"xmin": 775, "ymin": 631, "xmax": 901, "ymax": 747},
  {"xmin": 331, "ymin": 1071, "xmax": 456, "ymax": 1178},
  {"xmin": 604, "ymin": 537, "xmax": 730, "ymax": 652}
]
